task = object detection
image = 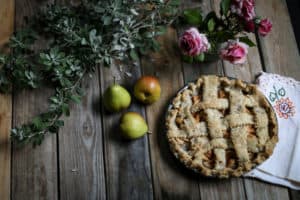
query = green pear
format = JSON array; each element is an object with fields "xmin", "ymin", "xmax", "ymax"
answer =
[
  {"xmin": 103, "ymin": 84, "xmax": 131, "ymax": 112},
  {"xmin": 120, "ymin": 112, "xmax": 148, "ymax": 139}
]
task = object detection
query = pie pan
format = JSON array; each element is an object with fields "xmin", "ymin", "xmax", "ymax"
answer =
[{"xmin": 165, "ymin": 75, "xmax": 278, "ymax": 178}]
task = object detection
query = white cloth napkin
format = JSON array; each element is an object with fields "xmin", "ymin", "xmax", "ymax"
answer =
[{"xmin": 244, "ymin": 72, "xmax": 300, "ymax": 190}]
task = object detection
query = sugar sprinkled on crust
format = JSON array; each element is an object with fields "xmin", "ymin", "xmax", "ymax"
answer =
[{"xmin": 166, "ymin": 75, "xmax": 278, "ymax": 178}]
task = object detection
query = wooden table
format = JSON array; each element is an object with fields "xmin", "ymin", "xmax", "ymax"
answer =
[{"xmin": 0, "ymin": 0, "xmax": 299, "ymax": 199}]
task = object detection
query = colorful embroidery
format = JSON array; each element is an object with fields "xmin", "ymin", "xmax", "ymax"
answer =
[
  {"xmin": 274, "ymin": 98, "xmax": 295, "ymax": 119},
  {"xmin": 269, "ymin": 85, "xmax": 286, "ymax": 102}
]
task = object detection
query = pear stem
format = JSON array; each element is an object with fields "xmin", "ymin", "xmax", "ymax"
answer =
[
  {"xmin": 113, "ymin": 76, "xmax": 116, "ymax": 85},
  {"xmin": 147, "ymin": 131, "xmax": 153, "ymax": 134}
]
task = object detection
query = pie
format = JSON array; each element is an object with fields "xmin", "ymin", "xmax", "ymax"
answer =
[{"xmin": 166, "ymin": 75, "xmax": 278, "ymax": 178}]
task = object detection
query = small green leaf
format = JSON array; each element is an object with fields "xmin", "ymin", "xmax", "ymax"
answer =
[
  {"xmin": 239, "ymin": 37, "xmax": 256, "ymax": 47},
  {"xmin": 203, "ymin": 11, "xmax": 218, "ymax": 28},
  {"xmin": 156, "ymin": 26, "xmax": 167, "ymax": 35},
  {"xmin": 151, "ymin": 39, "xmax": 160, "ymax": 51},
  {"xmin": 103, "ymin": 56, "xmax": 111, "ymax": 66},
  {"xmin": 54, "ymin": 120, "xmax": 64, "ymax": 127},
  {"xmin": 70, "ymin": 95, "xmax": 81, "ymax": 104},
  {"xmin": 169, "ymin": 0, "xmax": 180, "ymax": 6},
  {"xmin": 220, "ymin": 0, "xmax": 231, "ymax": 16},
  {"xmin": 62, "ymin": 104, "xmax": 70, "ymax": 116},
  {"xmin": 215, "ymin": 30, "xmax": 234, "ymax": 42},
  {"xmin": 49, "ymin": 96, "xmax": 59, "ymax": 104},
  {"xmin": 130, "ymin": 49, "xmax": 139, "ymax": 61},
  {"xmin": 32, "ymin": 117, "xmax": 43, "ymax": 129},
  {"xmin": 182, "ymin": 55, "xmax": 193, "ymax": 63},
  {"xmin": 33, "ymin": 135, "xmax": 44, "ymax": 146},
  {"xmin": 81, "ymin": 38, "xmax": 88, "ymax": 45},
  {"xmin": 207, "ymin": 18, "xmax": 215, "ymax": 32},
  {"xmin": 0, "ymin": 54, "xmax": 6, "ymax": 64},
  {"xmin": 76, "ymin": 87, "xmax": 85, "ymax": 96},
  {"xmin": 194, "ymin": 53, "xmax": 205, "ymax": 62},
  {"xmin": 183, "ymin": 9, "xmax": 202, "ymax": 25},
  {"xmin": 102, "ymin": 16, "xmax": 112, "ymax": 25},
  {"xmin": 48, "ymin": 125, "xmax": 59, "ymax": 134},
  {"xmin": 89, "ymin": 29, "xmax": 97, "ymax": 41}
]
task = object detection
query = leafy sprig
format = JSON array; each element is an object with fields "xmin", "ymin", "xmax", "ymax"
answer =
[{"xmin": 0, "ymin": 0, "xmax": 180, "ymax": 146}]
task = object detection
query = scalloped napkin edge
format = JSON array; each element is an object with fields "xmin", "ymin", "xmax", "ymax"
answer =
[{"xmin": 244, "ymin": 72, "xmax": 300, "ymax": 190}]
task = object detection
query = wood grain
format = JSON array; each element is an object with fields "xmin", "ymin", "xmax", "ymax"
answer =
[
  {"xmin": 56, "ymin": 0, "xmax": 106, "ymax": 199},
  {"xmin": 58, "ymin": 69, "xmax": 106, "ymax": 200},
  {"xmin": 244, "ymin": 181, "xmax": 290, "ymax": 200},
  {"xmin": 290, "ymin": 190, "xmax": 300, "ymax": 200},
  {"xmin": 256, "ymin": 0, "xmax": 300, "ymax": 79},
  {"xmin": 0, "ymin": 0, "xmax": 14, "ymax": 199},
  {"xmin": 12, "ymin": 88, "xmax": 58, "ymax": 200},
  {"xmin": 0, "ymin": 0, "xmax": 14, "ymax": 47},
  {"xmin": 100, "ymin": 62, "xmax": 153, "ymax": 200},
  {"xmin": 141, "ymin": 27, "xmax": 201, "ymax": 199},
  {"xmin": 12, "ymin": 1, "xmax": 58, "ymax": 200},
  {"xmin": 6, "ymin": 0, "xmax": 299, "ymax": 199},
  {"xmin": 0, "ymin": 94, "xmax": 12, "ymax": 200}
]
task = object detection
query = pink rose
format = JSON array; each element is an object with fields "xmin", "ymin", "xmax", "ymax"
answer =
[
  {"xmin": 179, "ymin": 28, "xmax": 210, "ymax": 56},
  {"xmin": 244, "ymin": 20, "xmax": 255, "ymax": 32},
  {"xmin": 220, "ymin": 40, "xmax": 249, "ymax": 64},
  {"xmin": 258, "ymin": 18, "xmax": 272, "ymax": 37},
  {"xmin": 231, "ymin": 0, "xmax": 256, "ymax": 21}
]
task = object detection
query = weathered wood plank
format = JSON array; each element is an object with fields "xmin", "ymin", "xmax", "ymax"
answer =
[
  {"xmin": 0, "ymin": 0, "xmax": 14, "ymax": 47},
  {"xmin": 55, "ymin": 0, "xmax": 106, "ymax": 199},
  {"xmin": 58, "ymin": 69, "xmax": 106, "ymax": 200},
  {"xmin": 12, "ymin": 1, "xmax": 58, "ymax": 200},
  {"xmin": 12, "ymin": 88, "xmax": 58, "ymax": 200},
  {"xmin": 256, "ymin": 0, "xmax": 300, "ymax": 79},
  {"xmin": 244, "ymin": 181, "xmax": 290, "ymax": 200},
  {"xmin": 100, "ymin": 62, "xmax": 153, "ymax": 199},
  {"xmin": 286, "ymin": 0, "xmax": 300, "ymax": 51},
  {"xmin": 141, "ymin": 27, "xmax": 201, "ymax": 199},
  {"xmin": 290, "ymin": 190, "xmax": 300, "ymax": 200},
  {"xmin": 0, "ymin": 0, "xmax": 14, "ymax": 199},
  {"xmin": 0, "ymin": 95, "xmax": 12, "ymax": 200}
]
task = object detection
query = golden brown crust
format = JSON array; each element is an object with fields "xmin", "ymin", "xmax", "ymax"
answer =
[{"xmin": 166, "ymin": 75, "xmax": 278, "ymax": 178}]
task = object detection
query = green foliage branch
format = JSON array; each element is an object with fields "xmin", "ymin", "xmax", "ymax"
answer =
[{"xmin": 0, "ymin": 0, "xmax": 180, "ymax": 146}]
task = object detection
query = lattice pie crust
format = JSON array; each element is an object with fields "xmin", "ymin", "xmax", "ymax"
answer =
[{"xmin": 166, "ymin": 75, "xmax": 278, "ymax": 178}]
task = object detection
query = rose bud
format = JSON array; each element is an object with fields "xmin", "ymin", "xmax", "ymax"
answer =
[
  {"xmin": 220, "ymin": 40, "xmax": 249, "ymax": 64},
  {"xmin": 258, "ymin": 18, "xmax": 272, "ymax": 37},
  {"xmin": 179, "ymin": 27, "xmax": 210, "ymax": 56},
  {"xmin": 244, "ymin": 20, "xmax": 255, "ymax": 32},
  {"xmin": 231, "ymin": 0, "xmax": 256, "ymax": 21}
]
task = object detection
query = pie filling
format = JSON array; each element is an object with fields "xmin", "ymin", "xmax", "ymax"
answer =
[{"xmin": 166, "ymin": 75, "xmax": 278, "ymax": 178}]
